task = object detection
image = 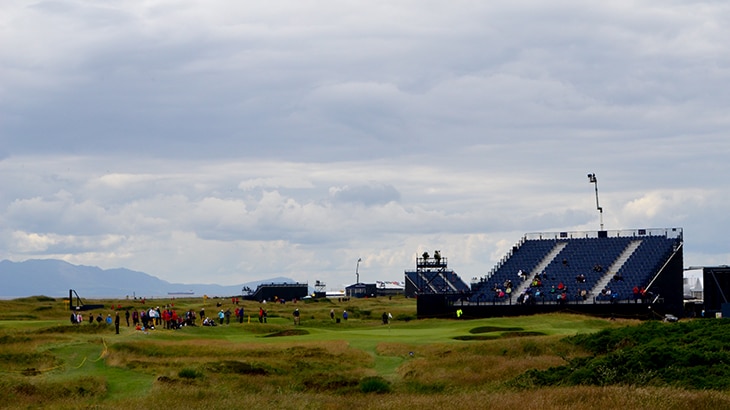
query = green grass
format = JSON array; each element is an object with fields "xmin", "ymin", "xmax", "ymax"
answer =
[
  {"xmin": 2, "ymin": 296, "xmax": 729, "ymax": 409},
  {"xmin": 519, "ymin": 319, "xmax": 730, "ymax": 389}
]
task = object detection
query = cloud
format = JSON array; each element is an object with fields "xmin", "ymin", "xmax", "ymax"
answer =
[
  {"xmin": 329, "ymin": 183, "xmax": 401, "ymax": 206},
  {"xmin": 1, "ymin": 1, "xmax": 729, "ymax": 288}
]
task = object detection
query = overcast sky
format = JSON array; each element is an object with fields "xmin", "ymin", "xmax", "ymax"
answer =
[{"xmin": 2, "ymin": 1, "xmax": 729, "ymax": 290}]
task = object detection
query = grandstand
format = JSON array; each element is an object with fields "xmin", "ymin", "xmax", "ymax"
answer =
[
  {"xmin": 415, "ymin": 228, "xmax": 685, "ymax": 319},
  {"xmin": 246, "ymin": 282, "xmax": 309, "ymax": 302}
]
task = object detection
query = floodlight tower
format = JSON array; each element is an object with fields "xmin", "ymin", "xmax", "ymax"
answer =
[
  {"xmin": 587, "ymin": 173, "xmax": 604, "ymax": 230},
  {"xmin": 355, "ymin": 258, "xmax": 362, "ymax": 284}
]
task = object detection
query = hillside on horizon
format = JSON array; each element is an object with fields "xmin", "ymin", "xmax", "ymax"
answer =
[{"xmin": 0, "ymin": 259, "xmax": 295, "ymax": 299}]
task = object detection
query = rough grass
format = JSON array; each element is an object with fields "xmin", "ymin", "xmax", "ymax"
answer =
[
  {"xmin": 3, "ymin": 296, "xmax": 729, "ymax": 409},
  {"xmin": 518, "ymin": 319, "xmax": 730, "ymax": 390}
]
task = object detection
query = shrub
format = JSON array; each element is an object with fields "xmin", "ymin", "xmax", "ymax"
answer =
[
  {"xmin": 359, "ymin": 376, "xmax": 391, "ymax": 394},
  {"xmin": 178, "ymin": 368, "xmax": 203, "ymax": 379}
]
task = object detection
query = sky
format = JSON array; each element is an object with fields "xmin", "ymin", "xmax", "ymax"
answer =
[{"xmin": 2, "ymin": 1, "xmax": 730, "ymax": 290}]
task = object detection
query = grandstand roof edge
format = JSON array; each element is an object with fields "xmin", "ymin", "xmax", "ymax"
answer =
[{"xmin": 523, "ymin": 227, "xmax": 682, "ymax": 240}]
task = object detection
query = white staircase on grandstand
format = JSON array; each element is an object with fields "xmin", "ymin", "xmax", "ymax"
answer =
[
  {"xmin": 438, "ymin": 271, "xmax": 459, "ymax": 292},
  {"xmin": 515, "ymin": 242, "xmax": 568, "ymax": 296},
  {"xmin": 590, "ymin": 240, "xmax": 643, "ymax": 299},
  {"xmin": 419, "ymin": 271, "xmax": 458, "ymax": 293}
]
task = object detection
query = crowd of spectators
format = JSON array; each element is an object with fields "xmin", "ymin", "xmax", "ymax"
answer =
[
  {"xmin": 71, "ymin": 303, "xmax": 254, "ymax": 332},
  {"xmin": 484, "ymin": 268, "xmax": 622, "ymax": 305}
]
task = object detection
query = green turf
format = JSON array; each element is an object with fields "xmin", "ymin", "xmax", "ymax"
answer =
[{"xmin": 1, "ymin": 296, "xmax": 656, "ymax": 408}]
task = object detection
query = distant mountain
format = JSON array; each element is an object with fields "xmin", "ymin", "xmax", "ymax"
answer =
[{"xmin": 0, "ymin": 259, "xmax": 296, "ymax": 299}]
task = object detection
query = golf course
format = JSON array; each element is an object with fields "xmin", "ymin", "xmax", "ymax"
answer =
[{"xmin": 1, "ymin": 295, "xmax": 729, "ymax": 409}]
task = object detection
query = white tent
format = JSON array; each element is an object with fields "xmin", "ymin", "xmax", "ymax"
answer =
[{"xmin": 684, "ymin": 268, "xmax": 703, "ymax": 299}]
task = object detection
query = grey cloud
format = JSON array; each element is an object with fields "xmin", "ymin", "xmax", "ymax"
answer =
[
  {"xmin": 329, "ymin": 183, "xmax": 401, "ymax": 206},
  {"xmin": 1, "ymin": 2, "xmax": 729, "ymax": 287}
]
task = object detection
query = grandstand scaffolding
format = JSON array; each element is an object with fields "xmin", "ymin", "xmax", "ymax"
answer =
[{"xmin": 404, "ymin": 251, "xmax": 470, "ymax": 297}]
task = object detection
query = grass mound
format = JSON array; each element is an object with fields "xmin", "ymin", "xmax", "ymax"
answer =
[
  {"xmin": 300, "ymin": 373, "xmax": 360, "ymax": 393},
  {"xmin": 0, "ymin": 335, "xmax": 32, "ymax": 344},
  {"xmin": 3, "ymin": 376, "xmax": 107, "ymax": 405},
  {"xmin": 453, "ymin": 335, "xmax": 499, "ymax": 341},
  {"xmin": 36, "ymin": 324, "xmax": 115, "ymax": 334},
  {"xmin": 516, "ymin": 319, "xmax": 730, "ymax": 389},
  {"xmin": 13, "ymin": 296, "xmax": 56, "ymax": 303},
  {"xmin": 205, "ymin": 360, "xmax": 271, "ymax": 375}
]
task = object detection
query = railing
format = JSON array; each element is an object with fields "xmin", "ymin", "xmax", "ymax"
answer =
[
  {"xmin": 524, "ymin": 227, "xmax": 683, "ymax": 240},
  {"xmin": 255, "ymin": 282, "xmax": 308, "ymax": 290},
  {"xmin": 456, "ymin": 292, "xmax": 659, "ymax": 307},
  {"xmin": 416, "ymin": 257, "xmax": 448, "ymax": 269}
]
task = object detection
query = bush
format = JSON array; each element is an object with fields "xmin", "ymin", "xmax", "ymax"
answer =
[
  {"xmin": 359, "ymin": 376, "xmax": 391, "ymax": 394},
  {"xmin": 178, "ymin": 368, "xmax": 203, "ymax": 379}
]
